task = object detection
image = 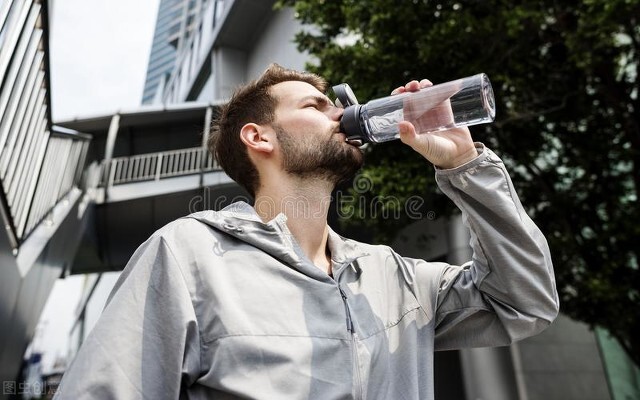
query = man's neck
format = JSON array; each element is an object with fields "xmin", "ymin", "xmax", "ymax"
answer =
[{"xmin": 254, "ymin": 177, "xmax": 334, "ymax": 274}]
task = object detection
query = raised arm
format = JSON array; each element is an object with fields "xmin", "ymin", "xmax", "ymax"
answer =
[
  {"xmin": 393, "ymin": 144, "xmax": 559, "ymax": 349},
  {"xmin": 393, "ymin": 79, "xmax": 559, "ymax": 348}
]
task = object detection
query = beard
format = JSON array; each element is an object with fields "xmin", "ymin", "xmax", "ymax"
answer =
[{"xmin": 275, "ymin": 123, "xmax": 364, "ymax": 186}]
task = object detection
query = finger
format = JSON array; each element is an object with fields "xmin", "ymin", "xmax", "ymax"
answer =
[
  {"xmin": 404, "ymin": 80, "xmax": 421, "ymax": 92},
  {"xmin": 391, "ymin": 86, "xmax": 405, "ymax": 95},
  {"xmin": 398, "ymin": 121, "xmax": 417, "ymax": 145},
  {"xmin": 419, "ymin": 79, "xmax": 433, "ymax": 88}
]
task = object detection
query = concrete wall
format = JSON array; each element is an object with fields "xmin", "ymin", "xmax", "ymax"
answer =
[
  {"xmin": 201, "ymin": 6, "xmax": 314, "ymax": 103},
  {"xmin": 212, "ymin": 47, "xmax": 247, "ymax": 100},
  {"xmin": 0, "ymin": 190, "xmax": 89, "ymax": 387},
  {"xmin": 514, "ymin": 314, "xmax": 611, "ymax": 400},
  {"xmin": 196, "ymin": 73, "xmax": 215, "ymax": 102},
  {"xmin": 0, "ymin": 228, "xmax": 23, "ymax": 383},
  {"xmin": 246, "ymin": 7, "xmax": 310, "ymax": 80}
]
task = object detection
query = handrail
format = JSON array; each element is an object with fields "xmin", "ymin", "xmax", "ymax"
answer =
[{"xmin": 103, "ymin": 146, "xmax": 219, "ymax": 187}]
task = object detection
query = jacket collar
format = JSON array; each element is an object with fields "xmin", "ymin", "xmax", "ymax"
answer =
[
  {"xmin": 327, "ymin": 227, "xmax": 369, "ymax": 265},
  {"xmin": 187, "ymin": 201, "xmax": 369, "ymax": 271}
]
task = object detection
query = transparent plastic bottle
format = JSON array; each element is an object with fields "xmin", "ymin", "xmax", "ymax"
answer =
[{"xmin": 333, "ymin": 73, "xmax": 496, "ymax": 145}]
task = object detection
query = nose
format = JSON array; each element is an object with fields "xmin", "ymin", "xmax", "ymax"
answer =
[{"xmin": 330, "ymin": 105, "xmax": 344, "ymax": 121}]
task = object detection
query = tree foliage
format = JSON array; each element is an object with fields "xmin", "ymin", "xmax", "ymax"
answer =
[{"xmin": 278, "ymin": 0, "xmax": 640, "ymax": 367}]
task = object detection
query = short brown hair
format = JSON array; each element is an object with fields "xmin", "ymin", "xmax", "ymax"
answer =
[{"xmin": 208, "ymin": 64, "xmax": 327, "ymax": 197}]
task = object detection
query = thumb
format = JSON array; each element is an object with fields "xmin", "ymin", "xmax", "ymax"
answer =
[{"xmin": 398, "ymin": 121, "xmax": 418, "ymax": 146}]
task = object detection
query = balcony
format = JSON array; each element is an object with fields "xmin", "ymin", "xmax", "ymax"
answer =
[
  {"xmin": 95, "ymin": 145, "xmax": 231, "ymax": 203},
  {"xmin": 57, "ymin": 103, "xmax": 246, "ymax": 274}
]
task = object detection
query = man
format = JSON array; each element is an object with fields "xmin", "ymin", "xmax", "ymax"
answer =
[{"xmin": 55, "ymin": 64, "xmax": 559, "ymax": 399}]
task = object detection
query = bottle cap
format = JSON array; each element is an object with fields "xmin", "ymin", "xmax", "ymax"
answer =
[
  {"xmin": 333, "ymin": 83, "xmax": 368, "ymax": 145},
  {"xmin": 332, "ymin": 83, "xmax": 358, "ymax": 107},
  {"xmin": 340, "ymin": 104, "xmax": 367, "ymax": 145}
]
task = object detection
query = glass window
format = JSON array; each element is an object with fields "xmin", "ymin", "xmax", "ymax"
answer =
[{"xmin": 596, "ymin": 328, "xmax": 640, "ymax": 400}]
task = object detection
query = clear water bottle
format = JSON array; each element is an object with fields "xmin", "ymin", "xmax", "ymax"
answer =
[{"xmin": 333, "ymin": 73, "xmax": 496, "ymax": 146}]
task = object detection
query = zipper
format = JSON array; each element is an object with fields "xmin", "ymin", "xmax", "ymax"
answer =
[
  {"xmin": 338, "ymin": 285, "xmax": 354, "ymax": 333},
  {"xmin": 337, "ymin": 282, "xmax": 363, "ymax": 399}
]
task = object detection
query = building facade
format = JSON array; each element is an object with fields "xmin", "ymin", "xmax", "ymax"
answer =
[
  {"xmin": 143, "ymin": 0, "xmax": 308, "ymax": 106},
  {"xmin": 141, "ymin": 0, "xmax": 181, "ymax": 104},
  {"xmin": 0, "ymin": 0, "xmax": 91, "ymax": 390},
  {"xmin": 142, "ymin": 0, "xmax": 219, "ymax": 105}
]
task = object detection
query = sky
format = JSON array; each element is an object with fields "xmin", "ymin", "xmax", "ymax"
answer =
[
  {"xmin": 34, "ymin": 0, "xmax": 160, "ymax": 372},
  {"xmin": 49, "ymin": 0, "xmax": 160, "ymax": 122}
]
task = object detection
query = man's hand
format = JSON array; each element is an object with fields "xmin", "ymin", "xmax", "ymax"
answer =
[{"xmin": 392, "ymin": 80, "xmax": 478, "ymax": 169}]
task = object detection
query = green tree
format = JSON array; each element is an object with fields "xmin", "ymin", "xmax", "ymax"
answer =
[{"xmin": 278, "ymin": 0, "xmax": 640, "ymax": 367}]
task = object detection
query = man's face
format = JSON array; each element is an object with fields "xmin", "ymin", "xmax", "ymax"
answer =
[{"xmin": 269, "ymin": 81, "xmax": 364, "ymax": 185}]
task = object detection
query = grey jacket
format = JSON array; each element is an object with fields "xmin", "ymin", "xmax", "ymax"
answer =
[{"xmin": 55, "ymin": 145, "xmax": 559, "ymax": 399}]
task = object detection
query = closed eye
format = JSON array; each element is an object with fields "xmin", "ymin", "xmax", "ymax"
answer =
[{"xmin": 300, "ymin": 95, "xmax": 330, "ymax": 110}]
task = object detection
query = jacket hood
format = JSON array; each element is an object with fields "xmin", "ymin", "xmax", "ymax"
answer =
[{"xmin": 184, "ymin": 201, "xmax": 368, "ymax": 279}]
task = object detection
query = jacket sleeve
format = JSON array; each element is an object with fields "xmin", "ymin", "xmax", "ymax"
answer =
[
  {"xmin": 409, "ymin": 144, "xmax": 559, "ymax": 350},
  {"xmin": 54, "ymin": 235, "xmax": 201, "ymax": 399}
]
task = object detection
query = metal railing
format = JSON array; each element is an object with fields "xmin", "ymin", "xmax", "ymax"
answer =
[
  {"xmin": 0, "ymin": 0, "xmax": 61, "ymax": 246},
  {"xmin": 21, "ymin": 131, "xmax": 91, "ymax": 239},
  {"xmin": 103, "ymin": 146, "xmax": 219, "ymax": 187}
]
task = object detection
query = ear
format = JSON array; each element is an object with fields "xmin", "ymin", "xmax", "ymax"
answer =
[{"xmin": 239, "ymin": 123, "xmax": 274, "ymax": 154}]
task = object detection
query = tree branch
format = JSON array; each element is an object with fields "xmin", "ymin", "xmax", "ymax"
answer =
[{"xmin": 494, "ymin": 91, "xmax": 580, "ymax": 128}]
